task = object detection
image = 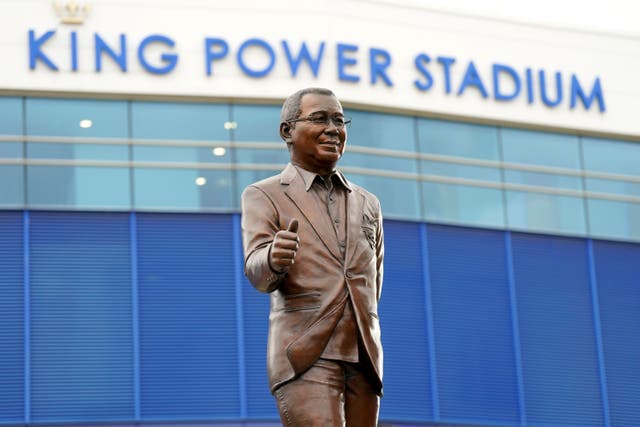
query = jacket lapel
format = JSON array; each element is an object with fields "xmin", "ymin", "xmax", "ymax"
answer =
[{"xmin": 281, "ymin": 164, "xmax": 343, "ymax": 262}]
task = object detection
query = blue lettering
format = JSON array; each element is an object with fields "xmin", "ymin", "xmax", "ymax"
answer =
[
  {"xmin": 493, "ymin": 63, "xmax": 521, "ymax": 101},
  {"xmin": 436, "ymin": 56, "xmax": 456, "ymax": 94},
  {"xmin": 281, "ymin": 41, "xmax": 324, "ymax": 77},
  {"xmin": 28, "ymin": 29, "xmax": 58, "ymax": 70},
  {"xmin": 570, "ymin": 75, "xmax": 606, "ymax": 112},
  {"xmin": 539, "ymin": 70, "xmax": 562, "ymax": 108},
  {"xmin": 204, "ymin": 38, "xmax": 228, "ymax": 76},
  {"xmin": 525, "ymin": 68, "xmax": 534, "ymax": 104},
  {"xmin": 369, "ymin": 47, "xmax": 393, "ymax": 86},
  {"xmin": 138, "ymin": 35, "xmax": 178, "ymax": 75},
  {"xmin": 457, "ymin": 61, "xmax": 488, "ymax": 98},
  {"xmin": 337, "ymin": 43, "xmax": 360, "ymax": 83},
  {"xmin": 95, "ymin": 33, "xmax": 127, "ymax": 72},
  {"xmin": 237, "ymin": 38, "xmax": 275, "ymax": 78},
  {"xmin": 70, "ymin": 31, "xmax": 78, "ymax": 71},
  {"xmin": 414, "ymin": 53, "xmax": 433, "ymax": 91}
]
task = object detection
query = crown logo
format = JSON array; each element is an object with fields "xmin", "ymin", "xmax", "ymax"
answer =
[{"xmin": 53, "ymin": 0, "xmax": 90, "ymax": 25}]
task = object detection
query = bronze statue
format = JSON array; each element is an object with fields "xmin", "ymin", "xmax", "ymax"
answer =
[{"xmin": 241, "ymin": 87, "xmax": 384, "ymax": 426}]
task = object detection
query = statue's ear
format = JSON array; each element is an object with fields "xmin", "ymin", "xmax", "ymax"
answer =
[{"xmin": 280, "ymin": 122, "xmax": 292, "ymax": 142}]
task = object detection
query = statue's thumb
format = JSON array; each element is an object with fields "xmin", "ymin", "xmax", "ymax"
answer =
[{"xmin": 287, "ymin": 218, "xmax": 299, "ymax": 233}]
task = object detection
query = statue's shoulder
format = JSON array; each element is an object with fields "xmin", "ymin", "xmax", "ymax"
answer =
[
  {"xmin": 250, "ymin": 173, "xmax": 281, "ymax": 190},
  {"xmin": 349, "ymin": 180, "xmax": 380, "ymax": 204}
]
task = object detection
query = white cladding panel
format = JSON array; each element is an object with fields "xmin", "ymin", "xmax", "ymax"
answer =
[{"xmin": 1, "ymin": 0, "xmax": 638, "ymax": 138}]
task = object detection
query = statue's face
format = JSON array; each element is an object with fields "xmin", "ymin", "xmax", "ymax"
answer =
[{"xmin": 287, "ymin": 93, "xmax": 347, "ymax": 175}]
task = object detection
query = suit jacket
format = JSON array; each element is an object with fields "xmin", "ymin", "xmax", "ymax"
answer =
[{"xmin": 241, "ymin": 163, "xmax": 384, "ymax": 394}]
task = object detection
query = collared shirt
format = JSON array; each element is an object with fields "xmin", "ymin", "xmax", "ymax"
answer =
[
  {"xmin": 294, "ymin": 165, "xmax": 351, "ymax": 258},
  {"xmin": 293, "ymin": 164, "xmax": 359, "ymax": 363}
]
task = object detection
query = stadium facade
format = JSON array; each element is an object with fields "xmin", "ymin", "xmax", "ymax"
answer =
[{"xmin": 1, "ymin": 1, "xmax": 638, "ymax": 426}]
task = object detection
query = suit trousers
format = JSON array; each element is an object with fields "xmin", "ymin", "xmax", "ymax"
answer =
[{"xmin": 274, "ymin": 358, "xmax": 379, "ymax": 427}]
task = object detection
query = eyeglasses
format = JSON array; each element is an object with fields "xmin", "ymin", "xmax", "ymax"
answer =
[{"xmin": 287, "ymin": 115, "xmax": 352, "ymax": 129}]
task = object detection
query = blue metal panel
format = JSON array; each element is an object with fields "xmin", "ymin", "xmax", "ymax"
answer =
[
  {"xmin": 231, "ymin": 214, "xmax": 248, "ymax": 418},
  {"xmin": 136, "ymin": 213, "xmax": 240, "ymax": 419},
  {"xmin": 238, "ymin": 197, "xmax": 277, "ymax": 417},
  {"xmin": 593, "ymin": 240, "xmax": 640, "ymax": 427},
  {"xmin": 426, "ymin": 224, "xmax": 520, "ymax": 425},
  {"xmin": 0, "ymin": 211, "xmax": 24, "ymax": 423},
  {"xmin": 241, "ymin": 271, "xmax": 278, "ymax": 419},
  {"xmin": 379, "ymin": 220, "xmax": 433, "ymax": 421},
  {"xmin": 512, "ymin": 233, "xmax": 604, "ymax": 426},
  {"xmin": 504, "ymin": 232, "xmax": 527, "ymax": 426},
  {"xmin": 29, "ymin": 211, "xmax": 133, "ymax": 422}
]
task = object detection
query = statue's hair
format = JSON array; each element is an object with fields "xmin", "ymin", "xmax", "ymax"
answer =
[{"xmin": 280, "ymin": 87, "xmax": 336, "ymax": 123}]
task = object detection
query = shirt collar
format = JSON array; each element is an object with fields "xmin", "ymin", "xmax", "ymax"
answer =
[{"xmin": 293, "ymin": 164, "xmax": 352, "ymax": 192}]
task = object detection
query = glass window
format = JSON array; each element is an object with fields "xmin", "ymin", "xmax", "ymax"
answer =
[
  {"xmin": 234, "ymin": 146, "xmax": 289, "ymax": 167},
  {"xmin": 501, "ymin": 128, "xmax": 586, "ymax": 235},
  {"xmin": 26, "ymin": 98, "xmax": 127, "ymax": 137},
  {"xmin": 236, "ymin": 168, "xmax": 284, "ymax": 197},
  {"xmin": 340, "ymin": 111, "xmax": 419, "ymax": 203},
  {"xmin": 347, "ymin": 173, "xmax": 421, "ymax": 220},
  {"xmin": 0, "ymin": 164, "xmax": 23, "ymax": 207},
  {"xmin": 582, "ymin": 137, "xmax": 640, "ymax": 177},
  {"xmin": 25, "ymin": 98, "xmax": 130, "ymax": 209},
  {"xmin": 582, "ymin": 137, "xmax": 640, "ymax": 241},
  {"xmin": 27, "ymin": 142, "xmax": 127, "ymax": 161},
  {"xmin": 232, "ymin": 104, "xmax": 281, "ymax": 143},
  {"xmin": 0, "ymin": 96, "xmax": 23, "ymax": 136},
  {"xmin": 424, "ymin": 183, "xmax": 505, "ymax": 228},
  {"xmin": 131, "ymin": 101, "xmax": 233, "ymax": 210},
  {"xmin": 29, "ymin": 166, "xmax": 130, "ymax": 209},
  {"xmin": 505, "ymin": 191, "xmax": 586, "ymax": 236},
  {"xmin": 418, "ymin": 119, "xmax": 504, "ymax": 227},
  {"xmin": 131, "ymin": 101, "xmax": 229, "ymax": 141},
  {"xmin": 501, "ymin": 128, "xmax": 582, "ymax": 190},
  {"xmin": 342, "ymin": 151, "xmax": 417, "ymax": 173},
  {"xmin": 133, "ymin": 169, "xmax": 232, "ymax": 211},
  {"xmin": 0, "ymin": 97, "xmax": 24, "ymax": 207},
  {"xmin": 419, "ymin": 119, "xmax": 500, "ymax": 161},
  {"xmin": 134, "ymin": 145, "xmax": 230, "ymax": 164},
  {"xmin": 346, "ymin": 110, "xmax": 417, "ymax": 152},
  {"xmin": 232, "ymin": 105, "xmax": 288, "ymax": 195},
  {"xmin": 588, "ymin": 199, "xmax": 640, "ymax": 241}
]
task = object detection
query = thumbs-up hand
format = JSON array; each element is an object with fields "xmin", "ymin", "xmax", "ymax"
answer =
[{"xmin": 269, "ymin": 219, "xmax": 300, "ymax": 273}]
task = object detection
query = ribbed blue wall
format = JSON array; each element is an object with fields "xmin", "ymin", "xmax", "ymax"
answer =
[
  {"xmin": 241, "ymin": 273, "xmax": 278, "ymax": 419},
  {"xmin": 593, "ymin": 240, "xmax": 640, "ymax": 427},
  {"xmin": 0, "ymin": 212, "xmax": 23, "ymax": 423},
  {"xmin": 427, "ymin": 225, "xmax": 520, "ymax": 425},
  {"xmin": 136, "ymin": 213, "xmax": 240, "ymax": 419},
  {"xmin": 511, "ymin": 233, "xmax": 604, "ymax": 426},
  {"xmin": 29, "ymin": 212, "xmax": 133, "ymax": 422},
  {"xmin": 379, "ymin": 221, "xmax": 434, "ymax": 421},
  {"xmin": 1, "ymin": 211, "xmax": 638, "ymax": 427}
]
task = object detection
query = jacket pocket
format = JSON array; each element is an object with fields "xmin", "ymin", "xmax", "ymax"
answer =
[{"xmin": 280, "ymin": 292, "xmax": 321, "ymax": 312}]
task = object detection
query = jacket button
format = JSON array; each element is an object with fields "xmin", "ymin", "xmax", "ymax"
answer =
[{"xmin": 346, "ymin": 271, "xmax": 354, "ymax": 279}]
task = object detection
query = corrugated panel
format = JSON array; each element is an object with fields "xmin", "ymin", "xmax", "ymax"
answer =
[
  {"xmin": 379, "ymin": 220, "xmax": 434, "ymax": 421},
  {"xmin": 593, "ymin": 240, "xmax": 640, "ymax": 427},
  {"xmin": 241, "ymin": 273, "xmax": 278, "ymax": 419},
  {"xmin": 427, "ymin": 224, "xmax": 520, "ymax": 425},
  {"xmin": 137, "ymin": 213, "xmax": 240, "ymax": 419},
  {"xmin": 512, "ymin": 233, "xmax": 603, "ymax": 426},
  {"xmin": 29, "ymin": 211, "xmax": 133, "ymax": 422},
  {"xmin": 0, "ymin": 211, "xmax": 24, "ymax": 423}
]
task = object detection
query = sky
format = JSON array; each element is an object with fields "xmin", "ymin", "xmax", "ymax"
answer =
[{"xmin": 400, "ymin": 0, "xmax": 640, "ymax": 36}]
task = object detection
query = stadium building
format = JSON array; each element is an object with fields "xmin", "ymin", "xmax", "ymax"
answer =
[{"xmin": 1, "ymin": 1, "xmax": 638, "ymax": 426}]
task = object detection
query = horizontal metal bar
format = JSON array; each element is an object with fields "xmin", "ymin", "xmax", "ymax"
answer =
[
  {"xmin": 2, "ymin": 134, "xmax": 639, "ymax": 184},
  {"xmin": 2, "ymin": 158, "xmax": 639, "ymax": 204}
]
